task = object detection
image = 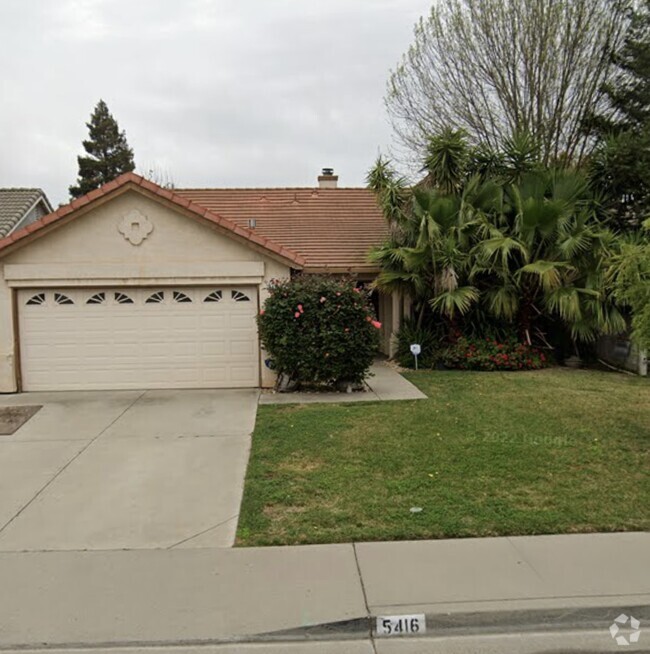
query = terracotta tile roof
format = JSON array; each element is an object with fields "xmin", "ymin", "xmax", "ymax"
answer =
[
  {"xmin": 175, "ymin": 187, "xmax": 388, "ymax": 273},
  {"xmin": 0, "ymin": 174, "xmax": 306, "ymax": 268},
  {"xmin": 0, "ymin": 188, "xmax": 52, "ymax": 237}
]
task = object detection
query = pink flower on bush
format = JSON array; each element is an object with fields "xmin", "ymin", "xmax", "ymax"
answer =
[
  {"xmin": 259, "ymin": 309, "xmax": 265, "ymax": 315},
  {"xmin": 320, "ymin": 296, "xmax": 326, "ymax": 303},
  {"xmin": 294, "ymin": 311, "xmax": 300, "ymax": 318},
  {"xmin": 371, "ymin": 320, "xmax": 382, "ymax": 329},
  {"xmin": 297, "ymin": 304, "xmax": 304, "ymax": 313}
]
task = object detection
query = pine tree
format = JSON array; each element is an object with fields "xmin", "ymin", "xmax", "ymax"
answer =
[
  {"xmin": 588, "ymin": 1, "xmax": 650, "ymax": 230},
  {"xmin": 602, "ymin": 0, "xmax": 650, "ymax": 132},
  {"xmin": 69, "ymin": 100, "xmax": 135, "ymax": 199}
]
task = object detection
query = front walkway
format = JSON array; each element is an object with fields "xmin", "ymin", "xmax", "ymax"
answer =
[{"xmin": 259, "ymin": 359, "xmax": 427, "ymax": 405}]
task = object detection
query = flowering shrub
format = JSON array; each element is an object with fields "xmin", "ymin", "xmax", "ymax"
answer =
[
  {"xmin": 441, "ymin": 336, "xmax": 548, "ymax": 371},
  {"xmin": 258, "ymin": 276, "xmax": 380, "ymax": 386}
]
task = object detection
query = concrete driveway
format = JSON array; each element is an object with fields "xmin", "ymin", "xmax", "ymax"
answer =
[{"xmin": 0, "ymin": 389, "xmax": 258, "ymax": 551}]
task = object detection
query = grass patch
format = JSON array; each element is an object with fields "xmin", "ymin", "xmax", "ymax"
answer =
[{"xmin": 236, "ymin": 368, "xmax": 650, "ymax": 546}]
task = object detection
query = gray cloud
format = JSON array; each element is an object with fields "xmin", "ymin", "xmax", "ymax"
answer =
[{"xmin": 0, "ymin": 0, "xmax": 429, "ymax": 205}]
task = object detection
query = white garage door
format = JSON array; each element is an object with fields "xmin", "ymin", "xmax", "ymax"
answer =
[{"xmin": 18, "ymin": 287, "xmax": 259, "ymax": 391}]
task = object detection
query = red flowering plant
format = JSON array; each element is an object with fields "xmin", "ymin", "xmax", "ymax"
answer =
[
  {"xmin": 258, "ymin": 275, "xmax": 380, "ymax": 387},
  {"xmin": 441, "ymin": 336, "xmax": 548, "ymax": 371}
]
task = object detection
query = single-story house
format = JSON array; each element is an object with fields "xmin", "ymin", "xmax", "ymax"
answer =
[
  {"xmin": 0, "ymin": 188, "xmax": 53, "ymax": 239},
  {"xmin": 0, "ymin": 171, "xmax": 408, "ymax": 392}
]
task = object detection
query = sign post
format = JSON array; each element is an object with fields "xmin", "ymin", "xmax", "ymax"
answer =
[{"xmin": 410, "ymin": 343, "xmax": 421, "ymax": 370}]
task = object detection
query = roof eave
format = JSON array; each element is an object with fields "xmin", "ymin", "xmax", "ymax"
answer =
[
  {"xmin": 0, "ymin": 174, "xmax": 305, "ymax": 270},
  {"xmin": 302, "ymin": 266, "xmax": 380, "ymax": 276}
]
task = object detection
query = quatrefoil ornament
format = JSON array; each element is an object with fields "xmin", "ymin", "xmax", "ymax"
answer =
[{"xmin": 118, "ymin": 210, "xmax": 154, "ymax": 245}]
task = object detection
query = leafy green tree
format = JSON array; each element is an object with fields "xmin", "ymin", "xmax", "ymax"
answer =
[
  {"xmin": 589, "ymin": 130, "xmax": 650, "ymax": 230},
  {"xmin": 606, "ymin": 221, "xmax": 650, "ymax": 348},
  {"xmin": 69, "ymin": 100, "xmax": 135, "ymax": 199}
]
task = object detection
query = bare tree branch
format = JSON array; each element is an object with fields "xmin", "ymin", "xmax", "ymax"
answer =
[{"xmin": 386, "ymin": 0, "xmax": 631, "ymax": 167}]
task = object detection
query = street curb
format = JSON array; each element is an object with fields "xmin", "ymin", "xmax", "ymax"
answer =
[
  {"xmin": 1, "ymin": 604, "xmax": 648, "ymax": 650},
  {"xmin": 259, "ymin": 603, "xmax": 650, "ymax": 642}
]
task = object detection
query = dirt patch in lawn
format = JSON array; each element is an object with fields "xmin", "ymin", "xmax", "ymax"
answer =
[
  {"xmin": 263, "ymin": 504, "xmax": 307, "ymax": 518},
  {"xmin": 276, "ymin": 454, "xmax": 323, "ymax": 474},
  {"xmin": 0, "ymin": 406, "xmax": 42, "ymax": 435}
]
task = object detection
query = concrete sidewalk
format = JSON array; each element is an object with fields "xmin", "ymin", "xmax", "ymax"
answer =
[
  {"xmin": 1, "ymin": 532, "xmax": 648, "ymax": 651},
  {"xmin": 259, "ymin": 360, "xmax": 427, "ymax": 405}
]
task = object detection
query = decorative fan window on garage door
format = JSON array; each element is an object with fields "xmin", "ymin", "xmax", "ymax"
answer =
[
  {"xmin": 25, "ymin": 293, "xmax": 46, "ymax": 306},
  {"xmin": 173, "ymin": 291, "xmax": 192, "ymax": 303},
  {"xmin": 114, "ymin": 292, "xmax": 134, "ymax": 304},
  {"xmin": 231, "ymin": 290, "xmax": 250, "ymax": 302},
  {"xmin": 86, "ymin": 292, "xmax": 106, "ymax": 305},
  {"xmin": 54, "ymin": 293, "xmax": 74, "ymax": 305},
  {"xmin": 204, "ymin": 290, "xmax": 223, "ymax": 303},
  {"xmin": 145, "ymin": 291, "xmax": 165, "ymax": 304}
]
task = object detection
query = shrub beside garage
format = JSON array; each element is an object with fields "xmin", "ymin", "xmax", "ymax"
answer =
[{"xmin": 258, "ymin": 276, "xmax": 381, "ymax": 389}]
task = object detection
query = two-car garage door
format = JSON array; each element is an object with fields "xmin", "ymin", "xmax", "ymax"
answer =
[{"xmin": 17, "ymin": 287, "xmax": 259, "ymax": 391}]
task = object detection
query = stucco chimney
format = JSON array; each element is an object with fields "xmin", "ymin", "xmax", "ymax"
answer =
[{"xmin": 318, "ymin": 168, "xmax": 338, "ymax": 189}]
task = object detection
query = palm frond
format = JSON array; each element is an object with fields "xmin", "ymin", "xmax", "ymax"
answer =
[
  {"xmin": 545, "ymin": 286, "xmax": 599, "ymax": 323},
  {"xmin": 484, "ymin": 285, "xmax": 520, "ymax": 320},
  {"xmin": 556, "ymin": 231, "xmax": 592, "ymax": 258},
  {"xmin": 429, "ymin": 286, "xmax": 479, "ymax": 317},
  {"xmin": 474, "ymin": 235, "xmax": 529, "ymax": 269},
  {"xmin": 519, "ymin": 260, "xmax": 574, "ymax": 292}
]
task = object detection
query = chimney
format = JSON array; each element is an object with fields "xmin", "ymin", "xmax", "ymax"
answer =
[{"xmin": 318, "ymin": 167, "xmax": 338, "ymax": 189}]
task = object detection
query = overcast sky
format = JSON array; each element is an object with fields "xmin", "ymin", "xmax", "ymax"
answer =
[{"xmin": 0, "ymin": 0, "xmax": 429, "ymax": 206}]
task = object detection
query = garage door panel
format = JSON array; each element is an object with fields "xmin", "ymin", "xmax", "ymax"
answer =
[
  {"xmin": 201, "ymin": 341, "xmax": 226, "ymax": 356},
  {"xmin": 231, "ymin": 366, "xmax": 257, "ymax": 383},
  {"xmin": 230, "ymin": 339, "xmax": 256, "ymax": 356},
  {"xmin": 230, "ymin": 315, "xmax": 256, "ymax": 330},
  {"xmin": 18, "ymin": 287, "xmax": 259, "ymax": 391},
  {"xmin": 200, "ymin": 316, "xmax": 227, "ymax": 329}
]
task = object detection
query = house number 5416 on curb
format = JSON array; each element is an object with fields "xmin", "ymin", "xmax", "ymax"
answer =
[{"xmin": 376, "ymin": 614, "xmax": 426, "ymax": 637}]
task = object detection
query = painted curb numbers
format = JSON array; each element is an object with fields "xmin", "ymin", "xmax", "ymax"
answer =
[{"xmin": 376, "ymin": 614, "xmax": 426, "ymax": 637}]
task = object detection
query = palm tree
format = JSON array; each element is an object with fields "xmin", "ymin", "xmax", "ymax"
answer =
[
  {"xmin": 472, "ymin": 168, "xmax": 625, "ymax": 343},
  {"xmin": 367, "ymin": 147, "xmax": 625, "ymax": 344},
  {"xmin": 369, "ymin": 186, "xmax": 478, "ymax": 328}
]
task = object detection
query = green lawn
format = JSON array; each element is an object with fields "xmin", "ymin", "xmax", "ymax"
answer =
[{"xmin": 236, "ymin": 368, "xmax": 650, "ymax": 546}]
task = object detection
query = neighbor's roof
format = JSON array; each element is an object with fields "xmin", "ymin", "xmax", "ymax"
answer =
[
  {"xmin": 0, "ymin": 174, "xmax": 306, "ymax": 267},
  {"xmin": 175, "ymin": 187, "xmax": 388, "ymax": 273},
  {"xmin": 0, "ymin": 188, "xmax": 52, "ymax": 238}
]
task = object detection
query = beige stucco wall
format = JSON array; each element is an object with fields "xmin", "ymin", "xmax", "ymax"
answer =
[{"xmin": 0, "ymin": 189, "xmax": 291, "ymax": 392}]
